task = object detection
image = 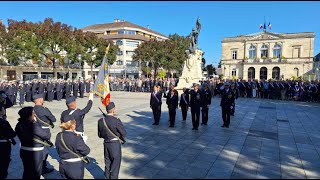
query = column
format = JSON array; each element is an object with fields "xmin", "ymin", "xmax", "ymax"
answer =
[{"xmin": 37, "ymin": 71, "xmax": 41, "ymax": 79}]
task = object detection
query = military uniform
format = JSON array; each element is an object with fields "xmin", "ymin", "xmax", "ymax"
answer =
[
  {"xmin": 179, "ymin": 90, "xmax": 189, "ymax": 121},
  {"xmin": 98, "ymin": 103, "xmax": 126, "ymax": 179},
  {"xmin": 220, "ymin": 85, "xmax": 235, "ymax": 128},
  {"xmin": 19, "ymin": 84, "xmax": 25, "ymax": 105},
  {"xmin": 55, "ymin": 82, "xmax": 63, "ymax": 101},
  {"xmin": 15, "ymin": 107, "xmax": 52, "ymax": 179},
  {"xmin": 85, "ymin": 81, "xmax": 90, "ymax": 94},
  {"xmin": 55, "ymin": 115, "xmax": 90, "ymax": 179},
  {"xmin": 46, "ymin": 82, "xmax": 54, "ymax": 102},
  {"xmin": 79, "ymin": 82, "xmax": 85, "ymax": 98},
  {"xmin": 150, "ymin": 90, "xmax": 162, "ymax": 125},
  {"xmin": 189, "ymin": 88, "xmax": 202, "ymax": 130},
  {"xmin": 0, "ymin": 117, "xmax": 16, "ymax": 179},
  {"xmin": 73, "ymin": 82, "xmax": 79, "ymax": 98},
  {"xmin": 25, "ymin": 83, "xmax": 32, "ymax": 102},
  {"xmin": 201, "ymin": 87, "xmax": 212, "ymax": 125},
  {"xmin": 230, "ymin": 86, "xmax": 239, "ymax": 116},
  {"xmin": 166, "ymin": 90, "xmax": 179, "ymax": 127},
  {"xmin": 5, "ymin": 85, "xmax": 14, "ymax": 106},
  {"xmin": 60, "ymin": 97, "xmax": 93, "ymax": 143},
  {"xmin": 65, "ymin": 82, "xmax": 72, "ymax": 99}
]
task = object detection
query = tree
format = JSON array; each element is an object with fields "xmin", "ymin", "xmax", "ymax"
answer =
[{"xmin": 206, "ymin": 64, "xmax": 216, "ymax": 76}]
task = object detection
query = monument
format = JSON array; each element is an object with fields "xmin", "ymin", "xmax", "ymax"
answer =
[{"xmin": 176, "ymin": 17, "xmax": 205, "ymax": 90}]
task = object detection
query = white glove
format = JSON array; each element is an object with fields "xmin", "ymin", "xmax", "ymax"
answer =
[{"xmin": 89, "ymin": 93, "xmax": 94, "ymax": 101}]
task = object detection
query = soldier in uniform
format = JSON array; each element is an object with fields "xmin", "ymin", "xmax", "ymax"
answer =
[
  {"xmin": 33, "ymin": 94, "xmax": 56, "ymax": 175},
  {"xmin": 65, "ymin": 81, "xmax": 72, "ymax": 99},
  {"xmin": 189, "ymin": 83, "xmax": 202, "ymax": 130},
  {"xmin": 0, "ymin": 113, "xmax": 16, "ymax": 179},
  {"xmin": 15, "ymin": 107, "xmax": 52, "ymax": 179},
  {"xmin": 150, "ymin": 85, "xmax": 162, "ymax": 125},
  {"xmin": 201, "ymin": 84, "xmax": 212, "ymax": 125},
  {"xmin": 5, "ymin": 82, "xmax": 14, "ymax": 106},
  {"xmin": 85, "ymin": 80, "xmax": 91, "ymax": 94},
  {"xmin": 18, "ymin": 82, "xmax": 25, "ymax": 105},
  {"xmin": 60, "ymin": 95, "xmax": 93, "ymax": 143},
  {"xmin": 98, "ymin": 102, "xmax": 126, "ymax": 179},
  {"xmin": 230, "ymin": 83, "xmax": 239, "ymax": 116},
  {"xmin": 38, "ymin": 81, "xmax": 46, "ymax": 99},
  {"xmin": 166, "ymin": 89, "xmax": 179, "ymax": 127},
  {"xmin": 55, "ymin": 80, "xmax": 63, "ymax": 101},
  {"xmin": 220, "ymin": 82, "xmax": 234, "ymax": 128},
  {"xmin": 79, "ymin": 80, "xmax": 85, "ymax": 98},
  {"xmin": 25, "ymin": 81, "xmax": 32, "ymax": 102},
  {"xmin": 73, "ymin": 81, "xmax": 79, "ymax": 98},
  {"xmin": 55, "ymin": 114, "xmax": 90, "ymax": 179},
  {"xmin": 179, "ymin": 88, "xmax": 189, "ymax": 121},
  {"xmin": 46, "ymin": 81, "xmax": 54, "ymax": 102}
]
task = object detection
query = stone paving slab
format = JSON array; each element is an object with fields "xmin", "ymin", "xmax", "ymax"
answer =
[{"xmin": 4, "ymin": 91, "xmax": 320, "ymax": 179}]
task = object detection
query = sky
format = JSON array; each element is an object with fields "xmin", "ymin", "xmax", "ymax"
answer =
[{"xmin": 0, "ymin": 1, "xmax": 319, "ymax": 66}]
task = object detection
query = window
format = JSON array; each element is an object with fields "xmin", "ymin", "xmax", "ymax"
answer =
[
  {"xmin": 126, "ymin": 51, "xmax": 135, "ymax": 56},
  {"xmin": 126, "ymin": 40, "xmax": 139, "ymax": 48},
  {"xmin": 272, "ymin": 67, "xmax": 280, "ymax": 80},
  {"xmin": 293, "ymin": 47, "xmax": 301, "ymax": 58},
  {"xmin": 249, "ymin": 45, "xmax": 256, "ymax": 59},
  {"xmin": 232, "ymin": 69, "xmax": 236, "ymax": 76},
  {"xmin": 117, "ymin": 51, "xmax": 123, "ymax": 56},
  {"xmin": 232, "ymin": 51, "xmax": 237, "ymax": 60},
  {"xmin": 118, "ymin": 30, "xmax": 125, "ymax": 34},
  {"xmin": 126, "ymin": 60, "xmax": 133, "ymax": 66},
  {"xmin": 261, "ymin": 44, "xmax": 268, "ymax": 58},
  {"xmin": 116, "ymin": 60, "xmax": 123, "ymax": 65},
  {"xmin": 260, "ymin": 67, "xmax": 268, "ymax": 80},
  {"xmin": 273, "ymin": 44, "xmax": 281, "ymax": 58},
  {"xmin": 294, "ymin": 68, "xmax": 299, "ymax": 77},
  {"xmin": 248, "ymin": 67, "xmax": 255, "ymax": 79},
  {"xmin": 116, "ymin": 40, "xmax": 123, "ymax": 46},
  {"xmin": 125, "ymin": 30, "xmax": 136, "ymax": 35}
]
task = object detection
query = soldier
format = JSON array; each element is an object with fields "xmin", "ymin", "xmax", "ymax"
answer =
[
  {"xmin": 46, "ymin": 81, "xmax": 54, "ymax": 102},
  {"xmin": 31, "ymin": 80, "xmax": 38, "ymax": 98},
  {"xmin": 220, "ymin": 82, "xmax": 234, "ymax": 128},
  {"xmin": 55, "ymin": 114, "xmax": 90, "ymax": 179},
  {"xmin": 150, "ymin": 85, "xmax": 162, "ymax": 125},
  {"xmin": 33, "ymin": 94, "xmax": 56, "ymax": 175},
  {"xmin": 55, "ymin": 80, "xmax": 63, "ymax": 101},
  {"xmin": 166, "ymin": 89, "xmax": 179, "ymax": 127},
  {"xmin": 65, "ymin": 80, "xmax": 72, "ymax": 99},
  {"xmin": 98, "ymin": 102, "xmax": 126, "ymax": 179},
  {"xmin": 38, "ymin": 81, "xmax": 46, "ymax": 99},
  {"xmin": 189, "ymin": 83, "xmax": 202, "ymax": 130},
  {"xmin": 13, "ymin": 82, "xmax": 18, "ymax": 105},
  {"xmin": 15, "ymin": 107, "xmax": 52, "ymax": 179},
  {"xmin": 179, "ymin": 88, "xmax": 189, "ymax": 121},
  {"xmin": 73, "ymin": 81, "xmax": 79, "ymax": 98},
  {"xmin": 85, "ymin": 80, "xmax": 91, "ymax": 94},
  {"xmin": 230, "ymin": 83, "xmax": 239, "ymax": 116},
  {"xmin": 201, "ymin": 84, "xmax": 212, "ymax": 125},
  {"xmin": 18, "ymin": 82, "xmax": 25, "ymax": 105},
  {"xmin": 5, "ymin": 82, "xmax": 14, "ymax": 106},
  {"xmin": 25, "ymin": 81, "xmax": 32, "ymax": 102},
  {"xmin": 79, "ymin": 80, "xmax": 85, "ymax": 98},
  {"xmin": 0, "ymin": 112, "xmax": 16, "ymax": 179},
  {"xmin": 60, "ymin": 95, "xmax": 93, "ymax": 143}
]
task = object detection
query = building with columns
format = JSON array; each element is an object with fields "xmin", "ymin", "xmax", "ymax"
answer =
[
  {"xmin": 81, "ymin": 19, "xmax": 168, "ymax": 79},
  {"xmin": 220, "ymin": 31, "xmax": 315, "ymax": 80}
]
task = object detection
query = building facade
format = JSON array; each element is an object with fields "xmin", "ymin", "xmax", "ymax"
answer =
[
  {"xmin": 220, "ymin": 31, "xmax": 315, "ymax": 80},
  {"xmin": 314, "ymin": 53, "xmax": 320, "ymax": 80},
  {"xmin": 81, "ymin": 19, "xmax": 168, "ymax": 79}
]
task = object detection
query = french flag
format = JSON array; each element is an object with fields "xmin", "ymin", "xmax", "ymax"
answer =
[
  {"xmin": 259, "ymin": 24, "xmax": 263, "ymax": 29},
  {"xmin": 268, "ymin": 22, "xmax": 272, "ymax": 30}
]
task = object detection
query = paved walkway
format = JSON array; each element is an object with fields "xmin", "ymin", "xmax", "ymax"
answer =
[{"xmin": 6, "ymin": 92, "xmax": 320, "ymax": 179}]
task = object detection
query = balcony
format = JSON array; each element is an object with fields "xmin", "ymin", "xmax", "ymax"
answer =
[{"xmin": 244, "ymin": 58, "xmax": 286, "ymax": 64}]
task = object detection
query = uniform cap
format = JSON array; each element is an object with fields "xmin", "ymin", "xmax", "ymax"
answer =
[
  {"xmin": 66, "ymin": 96, "xmax": 76, "ymax": 104},
  {"xmin": 32, "ymin": 94, "xmax": 44, "ymax": 100},
  {"xmin": 61, "ymin": 114, "xmax": 75, "ymax": 123},
  {"xmin": 106, "ymin": 102, "xmax": 115, "ymax": 111}
]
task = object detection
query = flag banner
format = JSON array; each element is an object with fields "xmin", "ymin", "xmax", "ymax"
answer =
[
  {"xmin": 268, "ymin": 22, "xmax": 272, "ymax": 29},
  {"xmin": 93, "ymin": 54, "xmax": 111, "ymax": 107},
  {"xmin": 263, "ymin": 23, "xmax": 266, "ymax": 30},
  {"xmin": 259, "ymin": 24, "xmax": 263, "ymax": 29}
]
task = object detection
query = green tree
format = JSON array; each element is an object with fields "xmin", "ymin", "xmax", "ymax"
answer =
[{"xmin": 206, "ymin": 64, "xmax": 216, "ymax": 76}]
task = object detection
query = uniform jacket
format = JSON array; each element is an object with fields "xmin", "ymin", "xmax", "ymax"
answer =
[
  {"xmin": 220, "ymin": 88, "xmax": 235, "ymax": 108},
  {"xmin": 166, "ymin": 93, "xmax": 179, "ymax": 109},
  {"xmin": 189, "ymin": 89, "xmax": 202, "ymax": 108},
  {"xmin": 33, "ymin": 105, "xmax": 57, "ymax": 127},
  {"xmin": 201, "ymin": 89, "xmax": 212, "ymax": 107},
  {"xmin": 98, "ymin": 115, "xmax": 127, "ymax": 143}
]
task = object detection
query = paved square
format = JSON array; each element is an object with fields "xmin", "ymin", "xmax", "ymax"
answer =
[{"xmin": 5, "ymin": 92, "xmax": 320, "ymax": 179}]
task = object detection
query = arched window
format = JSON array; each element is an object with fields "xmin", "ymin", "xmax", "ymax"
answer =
[
  {"xmin": 272, "ymin": 67, "xmax": 280, "ymax": 80},
  {"xmin": 248, "ymin": 67, "xmax": 255, "ymax": 80},
  {"xmin": 116, "ymin": 40, "xmax": 123, "ymax": 46},
  {"xmin": 294, "ymin": 68, "xmax": 299, "ymax": 77},
  {"xmin": 273, "ymin": 44, "xmax": 281, "ymax": 58},
  {"xmin": 249, "ymin": 45, "xmax": 256, "ymax": 59},
  {"xmin": 232, "ymin": 68, "xmax": 236, "ymax": 77},
  {"xmin": 260, "ymin": 67, "xmax": 268, "ymax": 80},
  {"xmin": 261, "ymin": 44, "xmax": 268, "ymax": 58}
]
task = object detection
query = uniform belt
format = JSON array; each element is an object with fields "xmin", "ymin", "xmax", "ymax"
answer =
[
  {"xmin": 110, "ymin": 138, "xmax": 118, "ymax": 141},
  {"xmin": 62, "ymin": 157, "xmax": 83, "ymax": 162},
  {"xmin": 20, "ymin": 146, "xmax": 44, "ymax": 151},
  {"xmin": 74, "ymin": 131, "xmax": 85, "ymax": 136},
  {"xmin": 41, "ymin": 126, "xmax": 50, "ymax": 129},
  {"xmin": 0, "ymin": 139, "xmax": 9, "ymax": 143}
]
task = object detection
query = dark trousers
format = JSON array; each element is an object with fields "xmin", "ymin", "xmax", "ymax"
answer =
[
  {"xmin": 20, "ymin": 149, "xmax": 43, "ymax": 179},
  {"xmin": 191, "ymin": 107, "xmax": 200, "ymax": 129},
  {"xmin": 231, "ymin": 103, "xmax": 235, "ymax": 115},
  {"xmin": 0, "ymin": 142, "xmax": 11, "ymax": 179},
  {"xmin": 169, "ymin": 108, "xmax": 176, "ymax": 126},
  {"xmin": 25, "ymin": 92, "xmax": 32, "ymax": 102},
  {"xmin": 73, "ymin": 91, "xmax": 78, "ymax": 98},
  {"xmin": 42, "ymin": 147, "xmax": 49, "ymax": 170},
  {"xmin": 59, "ymin": 161, "xmax": 84, "ymax": 179},
  {"xmin": 7, "ymin": 95, "xmax": 14, "ymax": 105},
  {"xmin": 56, "ymin": 92, "xmax": 63, "ymax": 101},
  {"xmin": 201, "ymin": 107, "xmax": 209, "ymax": 124},
  {"xmin": 221, "ymin": 107, "xmax": 231, "ymax": 127},
  {"xmin": 79, "ymin": 91, "xmax": 84, "ymax": 98},
  {"xmin": 181, "ymin": 105, "xmax": 188, "ymax": 121},
  {"xmin": 19, "ymin": 93, "xmax": 25, "ymax": 104},
  {"xmin": 13, "ymin": 95, "xmax": 17, "ymax": 105},
  {"xmin": 104, "ymin": 142, "xmax": 121, "ymax": 179},
  {"xmin": 152, "ymin": 105, "xmax": 161, "ymax": 124},
  {"xmin": 65, "ymin": 92, "xmax": 71, "ymax": 99}
]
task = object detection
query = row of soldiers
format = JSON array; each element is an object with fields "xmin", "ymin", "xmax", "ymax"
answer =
[
  {"xmin": 213, "ymin": 79, "xmax": 320, "ymax": 102},
  {"xmin": 0, "ymin": 92, "xmax": 126, "ymax": 179},
  {"xmin": 0, "ymin": 79, "xmax": 94, "ymax": 105}
]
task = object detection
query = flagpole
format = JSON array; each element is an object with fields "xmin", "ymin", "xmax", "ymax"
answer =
[{"xmin": 264, "ymin": 16, "xmax": 266, "ymax": 32}]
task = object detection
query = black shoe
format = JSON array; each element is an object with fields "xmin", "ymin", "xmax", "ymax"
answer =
[
  {"xmin": 192, "ymin": 128, "xmax": 196, "ymax": 130},
  {"xmin": 225, "ymin": 126, "xmax": 229, "ymax": 128},
  {"xmin": 169, "ymin": 125, "xmax": 174, "ymax": 128},
  {"xmin": 221, "ymin": 125, "xmax": 225, "ymax": 128},
  {"xmin": 195, "ymin": 128, "xmax": 198, "ymax": 130},
  {"xmin": 152, "ymin": 123, "xmax": 159, "ymax": 125},
  {"xmin": 42, "ymin": 167, "xmax": 54, "ymax": 175},
  {"xmin": 201, "ymin": 123, "xmax": 204, "ymax": 125},
  {"xmin": 203, "ymin": 123, "xmax": 207, "ymax": 125}
]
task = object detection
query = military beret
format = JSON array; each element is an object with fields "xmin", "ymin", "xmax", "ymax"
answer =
[
  {"xmin": 66, "ymin": 96, "xmax": 76, "ymax": 104},
  {"xmin": 18, "ymin": 106, "xmax": 34, "ymax": 118},
  {"xmin": 61, "ymin": 114, "xmax": 75, "ymax": 123},
  {"xmin": 106, "ymin": 102, "xmax": 115, "ymax": 111},
  {"xmin": 32, "ymin": 94, "xmax": 44, "ymax": 100}
]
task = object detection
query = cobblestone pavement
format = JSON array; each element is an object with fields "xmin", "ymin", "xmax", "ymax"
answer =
[{"xmin": 6, "ymin": 92, "xmax": 320, "ymax": 179}]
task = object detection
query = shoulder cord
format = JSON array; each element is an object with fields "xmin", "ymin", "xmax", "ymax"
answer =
[
  {"xmin": 60, "ymin": 133, "xmax": 89, "ymax": 163},
  {"xmin": 34, "ymin": 113, "xmax": 52, "ymax": 128},
  {"xmin": 102, "ymin": 118, "xmax": 124, "ymax": 144},
  {"xmin": 33, "ymin": 137, "xmax": 51, "ymax": 147}
]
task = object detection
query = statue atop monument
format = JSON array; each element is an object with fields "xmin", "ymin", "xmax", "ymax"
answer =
[{"xmin": 187, "ymin": 17, "xmax": 201, "ymax": 54}]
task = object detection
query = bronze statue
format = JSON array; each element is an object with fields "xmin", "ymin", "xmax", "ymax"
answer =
[{"xmin": 187, "ymin": 17, "xmax": 201, "ymax": 54}]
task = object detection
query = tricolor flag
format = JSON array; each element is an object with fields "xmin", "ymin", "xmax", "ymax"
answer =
[
  {"xmin": 268, "ymin": 22, "xmax": 272, "ymax": 30},
  {"xmin": 259, "ymin": 24, "xmax": 263, "ymax": 29},
  {"xmin": 93, "ymin": 45, "xmax": 111, "ymax": 107}
]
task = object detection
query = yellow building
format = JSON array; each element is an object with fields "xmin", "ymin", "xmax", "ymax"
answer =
[{"xmin": 220, "ymin": 31, "xmax": 315, "ymax": 80}]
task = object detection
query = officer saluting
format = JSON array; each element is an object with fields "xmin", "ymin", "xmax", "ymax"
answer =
[
  {"xmin": 60, "ymin": 94, "xmax": 93, "ymax": 143},
  {"xmin": 220, "ymin": 82, "xmax": 234, "ymax": 128},
  {"xmin": 33, "ymin": 93, "xmax": 56, "ymax": 174},
  {"xmin": 201, "ymin": 84, "xmax": 212, "ymax": 125},
  {"xmin": 150, "ymin": 85, "xmax": 162, "ymax": 125},
  {"xmin": 55, "ymin": 114, "xmax": 90, "ymax": 179},
  {"xmin": 189, "ymin": 83, "xmax": 202, "ymax": 130},
  {"xmin": 98, "ymin": 102, "xmax": 126, "ymax": 179},
  {"xmin": 15, "ymin": 107, "xmax": 52, "ymax": 179}
]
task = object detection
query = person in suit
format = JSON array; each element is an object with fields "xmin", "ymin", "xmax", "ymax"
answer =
[
  {"xmin": 201, "ymin": 84, "xmax": 212, "ymax": 125},
  {"xmin": 189, "ymin": 83, "xmax": 202, "ymax": 130},
  {"xmin": 220, "ymin": 82, "xmax": 235, "ymax": 128},
  {"xmin": 179, "ymin": 88, "xmax": 189, "ymax": 121},
  {"xmin": 98, "ymin": 102, "xmax": 127, "ymax": 179},
  {"xmin": 166, "ymin": 89, "xmax": 179, "ymax": 127},
  {"xmin": 15, "ymin": 107, "xmax": 52, "ymax": 179},
  {"xmin": 150, "ymin": 85, "xmax": 162, "ymax": 125},
  {"xmin": 55, "ymin": 114, "xmax": 90, "ymax": 179}
]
